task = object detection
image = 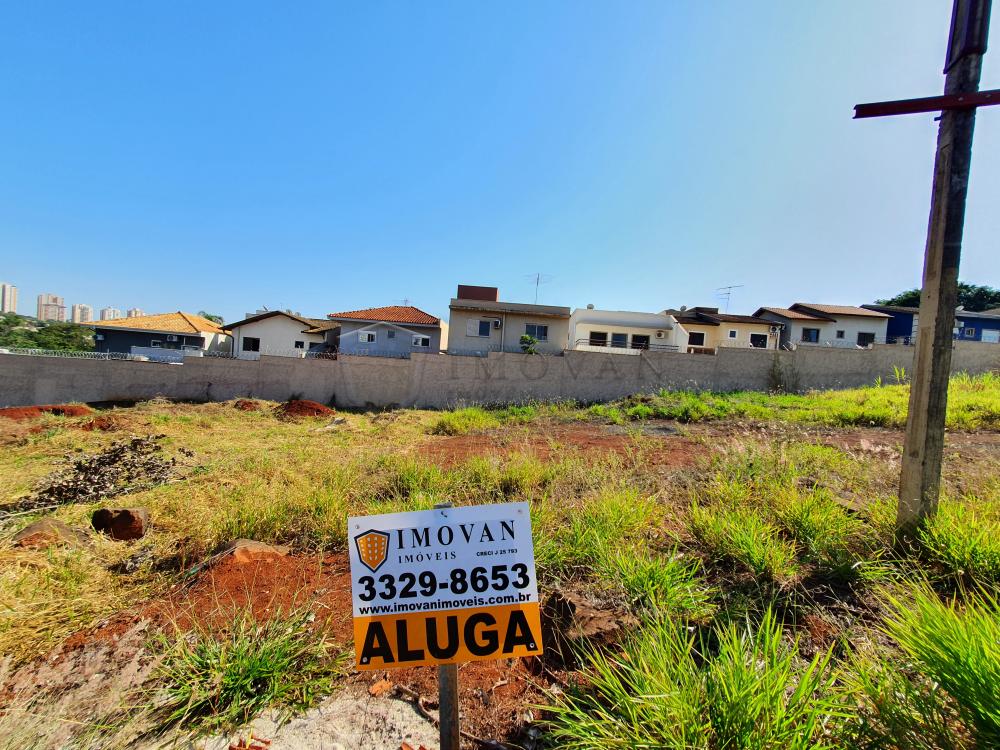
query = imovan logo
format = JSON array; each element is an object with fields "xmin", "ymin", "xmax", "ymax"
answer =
[{"xmin": 355, "ymin": 530, "xmax": 391, "ymax": 573}]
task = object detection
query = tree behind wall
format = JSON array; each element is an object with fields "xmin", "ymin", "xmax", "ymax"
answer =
[
  {"xmin": 877, "ymin": 282, "xmax": 1000, "ymax": 311},
  {"xmin": 0, "ymin": 313, "xmax": 95, "ymax": 350}
]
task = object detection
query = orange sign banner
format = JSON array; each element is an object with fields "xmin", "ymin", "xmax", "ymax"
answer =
[{"xmin": 354, "ymin": 602, "xmax": 542, "ymax": 670}]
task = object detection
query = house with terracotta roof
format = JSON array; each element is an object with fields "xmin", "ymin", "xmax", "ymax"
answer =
[
  {"xmin": 667, "ymin": 307, "xmax": 782, "ymax": 353},
  {"xmin": 224, "ymin": 310, "xmax": 329, "ymax": 359},
  {"xmin": 307, "ymin": 305, "xmax": 447, "ymax": 356},
  {"xmin": 89, "ymin": 312, "xmax": 231, "ymax": 357},
  {"xmin": 753, "ymin": 304, "xmax": 889, "ymax": 350},
  {"xmin": 447, "ymin": 285, "xmax": 571, "ymax": 355}
]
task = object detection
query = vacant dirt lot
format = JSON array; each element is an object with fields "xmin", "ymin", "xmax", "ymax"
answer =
[{"xmin": 0, "ymin": 388, "xmax": 997, "ymax": 749}]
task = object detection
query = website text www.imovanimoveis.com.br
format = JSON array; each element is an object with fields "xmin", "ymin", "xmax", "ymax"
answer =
[{"xmin": 357, "ymin": 591, "xmax": 534, "ymax": 616}]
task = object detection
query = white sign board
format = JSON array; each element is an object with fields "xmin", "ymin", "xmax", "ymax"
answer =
[{"xmin": 347, "ymin": 501, "xmax": 542, "ymax": 669}]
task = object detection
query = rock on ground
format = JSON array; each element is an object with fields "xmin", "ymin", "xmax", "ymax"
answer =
[
  {"xmin": 92, "ymin": 507, "xmax": 150, "ymax": 540},
  {"xmin": 12, "ymin": 517, "xmax": 90, "ymax": 548}
]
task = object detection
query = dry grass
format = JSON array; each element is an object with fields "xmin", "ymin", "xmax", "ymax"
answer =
[{"xmin": 0, "ymin": 390, "xmax": 998, "ymax": 748}]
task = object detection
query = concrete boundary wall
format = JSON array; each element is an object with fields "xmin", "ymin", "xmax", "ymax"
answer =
[{"xmin": 1, "ymin": 343, "xmax": 997, "ymax": 410}]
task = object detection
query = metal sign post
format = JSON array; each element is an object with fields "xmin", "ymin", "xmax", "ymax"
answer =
[{"xmin": 435, "ymin": 502, "xmax": 460, "ymax": 750}]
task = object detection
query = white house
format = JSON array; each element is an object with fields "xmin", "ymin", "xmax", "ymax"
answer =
[
  {"xmin": 753, "ymin": 304, "xmax": 890, "ymax": 349},
  {"xmin": 225, "ymin": 311, "xmax": 328, "ymax": 359},
  {"xmin": 568, "ymin": 307, "xmax": 685, "ymax": 354}
]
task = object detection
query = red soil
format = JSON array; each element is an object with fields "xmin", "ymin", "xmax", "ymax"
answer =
[
  {"xmin": 233, "ymin": 399, "xmax": 262, "ymax": 412},
  {"xmin": 47, "ymin": 551, "xmax": 552, "ymax": 744},
  {"xmin": 419, "ymin": 423, "xmax": 702, "ymax": 470},
  {"xmin": 0, "ymin": 404, "xmax": 92, "ymax": 421},
  {"xmin": 274, "ymin": 399, "xmax": 335, "ymax": 419}
]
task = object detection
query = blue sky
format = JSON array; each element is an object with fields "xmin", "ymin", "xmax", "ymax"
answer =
[{"xmin": 0, "ymin": 1, "xmax": 997, "ymax": 323}]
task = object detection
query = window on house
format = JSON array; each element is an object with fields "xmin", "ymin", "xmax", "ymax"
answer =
[
  {"xmin": 836, "ymin": 330, "xmax": 845, "ymax": 339},
  {"xmin": 466, "ymin": 320, "xmax": 491, "ymax": 337},
  {"xmin": 982, "ymin": 329, "xmax": 1000, "ymax": 343},
  {"xmin": 242, "ymin": 337, "xmax": 260, "ymax": 352},
  {"xmin": 294, "ymin": 341, "xmax": 304, "ymax": 349},
  {"xmin": 964, "ymin": 327, "xmax": 976, "ymax": 338},
  {"xmin": 150, "ymin": 340, "xmax": 162, "ymax": 348},
  {"xmin": 387, "ymin": 329, "xmax": 396, "ymax": 339},
  {"xmin": 412, "ymin": 336, "xmax": 431, "ymax": 347},
  {"xmin": 631, "ymin": 334, "xmax": 650, "ymax": 350},
  {"xmin": 857, "ymin": 332, "xmax": 876, "ymax": 347},
  {"xmin": 688, "ymin": 332, "xmax": 706, "ymax": 347},
  {"xmin": 525, "ymin": 324, "xmax": 548, "ymax": 341},
  {"xmin": 589, "ymin": 331, "xmax": 608, "ymax": 346},
  {"xmin": 359, "ymin": 331, "xmax": 376, "ymax": 344},
  {"xmin": 728, "ymin": 330, "xmax": 737, "ymax": 339},
  {"xmin": 801, "ymin": 328, "xmax": 820, "ymax": 343},
  {"xmin": 611, "ymin": 332, "xmax": 628, "ymax": 348},
  {"xmin": 750, "ymin": 333, "xmax": 768, "ymax": 348}
]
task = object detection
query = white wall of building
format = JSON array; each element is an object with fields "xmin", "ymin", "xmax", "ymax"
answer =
[
  {"xmin": 231, "ymin": 315, "xmax": 323, "ymax": 359},
  {"xmin": 757, "ymin": 312, "xmax": 888, "ymax": 349},
  {"xmin": 568, "ymin": 309, "xmax": 684, "ymax": 353}
]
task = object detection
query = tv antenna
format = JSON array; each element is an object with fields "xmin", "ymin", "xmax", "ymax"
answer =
[
  {"xmin": 716, "ymin": 284, "xmax": 744, "ymax": 313},
  {"xmin": 524, "ymin": 273, "xmax": 554, "ymax": 304},
  {"xmin": 398, "ymin": 297, "xmax": 413, "ymax": 306}
]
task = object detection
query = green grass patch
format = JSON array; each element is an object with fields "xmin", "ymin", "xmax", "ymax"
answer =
[
  {"xmin": 596, "ymin": 549, "xmax": 715, "ymax": 620},
  {"xmin": 547, "ymin": 609, "xmax": 844, "ymax": 749},
  {"xmin": 601, "ymin": 372, "xmax": 1000, "ymax": 429},
  {"xmin": 153, "ymin": 611, "xmax": 346, "ymax": 734},
  {"xmin": 884, "ymin": 585, "xmax": 1000, "ymax": 747},
  {"xmin": 690, "ymin": 503, "xmax": 799, "ymax": 583},
  {"xmin": 918, "ymin": 497, "xmax": 1000, "ymax": 584}
]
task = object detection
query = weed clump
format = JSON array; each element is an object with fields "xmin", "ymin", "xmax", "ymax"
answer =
[
  {"xmin": 548, "ymin": 609, "xmax": 843, "ymax": 749},
  {"xmin": 884, "ymin": 585, "xmax": 1000, "ymax": 747},
  {"xmin": 154, "ymin": 611, "xmax": 345, "ymax": 734}
]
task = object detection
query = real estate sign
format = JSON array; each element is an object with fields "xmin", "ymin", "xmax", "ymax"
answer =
[{"xmin": 348, "ymin": 501, "xmax": 542, "ymax": 670}]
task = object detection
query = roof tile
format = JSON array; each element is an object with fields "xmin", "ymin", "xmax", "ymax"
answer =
[
  {"xmin": 90, "ymin": 312, "xmax": 225, "ymax": 335},
  {"xmin": 326, "ymin": 305, "xmax": 439, "ymax": 325}
]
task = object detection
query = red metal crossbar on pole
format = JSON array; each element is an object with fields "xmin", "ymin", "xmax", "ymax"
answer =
[{"xmin": 854, "ymin": 88, "xmax": 1000, "ymax": 118}]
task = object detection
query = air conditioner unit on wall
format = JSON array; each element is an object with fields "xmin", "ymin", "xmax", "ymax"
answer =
[
  {"xmin": 492, "ymin": 318, "xmax": 502, "ymax": 329},
  {"xmin": 655, "ymin": 330, "xmax": 665, "ymax": 339},
  {"xmin": 769, "ymin": 326, "xmax": 780, "ymax": 334},
  {"xmin": 166, "ymin": 334, "xmax": 179, "ymax": 342}
]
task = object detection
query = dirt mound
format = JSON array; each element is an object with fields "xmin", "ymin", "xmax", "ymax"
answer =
[
  {"xmin": 0, "ymin": 435, "xmax": 183, "ymax": 518},
  {"xmin": 79, "ymin": 414, "xmax": 123, "ymax": 431},
  {"xmin": 0, "ymin": 404, "xmax": 93, "ymax": 421},
  {"xmin": 275, "ymin": 400, "xmax": 335, "ymax": 419},
  {"xmin": 234, "ymin": 399, "xmax": 262, "ymax": 411}
]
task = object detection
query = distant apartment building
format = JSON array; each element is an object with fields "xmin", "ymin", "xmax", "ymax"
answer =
[
  {"xmin": 127, "ymin": 308, "xmax": 145, "ymax": 318},
  {"xmin": 100, "ymin": 307, "xmax": 123, "ymax": 321},
  {"xmin": 36, "ymin": 293, "xmax": 67, "ymax": 322},
  {"xmin": 0, "ymin": 283, "xmax": 17, "ymax": 314},
  {"xmin": 71, "ymin": 303, "xmax": 94, "ymax": 324}
]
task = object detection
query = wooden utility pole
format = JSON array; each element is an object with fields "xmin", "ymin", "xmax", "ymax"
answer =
[
  {"xmin": 856, "ymin": 1, "xmax": 995, "ymax": 539},
  {"xmin": 897, "ymin": 1, "xmax": 991, "ymax": 538}
]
